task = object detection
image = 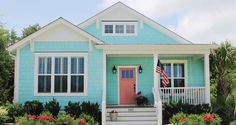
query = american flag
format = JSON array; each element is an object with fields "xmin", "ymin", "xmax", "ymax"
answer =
[{"xmin": 156, "ymin": 59, "xmax": 169, "ymax": 87}]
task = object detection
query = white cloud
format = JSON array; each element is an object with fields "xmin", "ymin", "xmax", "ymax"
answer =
[{"xmin": 101, "ymin": 0, "xmax": 236, "ymax": 45}]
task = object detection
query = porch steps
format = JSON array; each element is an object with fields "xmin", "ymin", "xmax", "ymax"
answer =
[{"xmin": 106, "ymin": 107, "xmax": 157, "ymax": 125}]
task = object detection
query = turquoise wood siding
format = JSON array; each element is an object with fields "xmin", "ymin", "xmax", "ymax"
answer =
[
  {"xmin": 106, "ymin": 56, "xmax": 204, "ymax": 105},
  {"xmin": 34, "ymin": 41, "xmax": 89, "ymax": 52},
  {"xmin": 84, "ymin": 22, "xmax": 179, "ymax": 44},
  {"xmin": 18, "ymin": 41, "xmax": 103, "ymax": 107}
]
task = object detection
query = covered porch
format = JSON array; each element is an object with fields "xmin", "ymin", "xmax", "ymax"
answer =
[{"xmin": 97, "ymin": 44, "xmax": 216, "ymax": 124}]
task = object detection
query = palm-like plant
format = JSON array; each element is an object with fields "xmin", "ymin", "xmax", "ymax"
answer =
[{"xmin": 210, "ymin": 41, "xmax": 236, "ymax": 102}]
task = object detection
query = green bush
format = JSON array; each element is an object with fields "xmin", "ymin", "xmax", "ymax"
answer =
[
  {"xmin": 212, "ymin": 94, "xmax": 236, "ymax": 125},
  {"xmin": 24, "ymin": 100, "xmax": 44, "ymax": 116},
  {"xmin": 40, "ymin": 111, "xmax": 53, "ymax": 116},
  {"xmin": 6, "ymin": 103, "xmax": 25, "ymax": 122},
  {"xmin": 55, "ymin": 113, "xmax": 74, "ymax": 125},
  {"xmin": 45, "ymin": 99, "xmax": 60, "ymax": 117},
  {"xmin": 0, "ymin": 106, "xmax": 10, "ymax": 123},
  {"xmin": 81, "ymin": 101, "xmax": 101, "ymax": 121},
  {"xmin": 170, "ymin": 112, "xmax": 222, "ymax": 125},
  {"xmin": 230, "ymin": 121, "xmax": 236, "ymax": 125},
  {"xmin": 163, "ymin": 102, "xmax": 211, "ymax": 121},
  {"xmin": 64, "ymin": 101, "xmax": 81, "ymax": 118}
]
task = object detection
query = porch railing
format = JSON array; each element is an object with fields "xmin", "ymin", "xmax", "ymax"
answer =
[
  {"xmin": 158, "ymin": 87, "xmax": 206, "ymax": 105},
  {"xmin": 152, "ymin": 87, "xmax": 162, "ymax": 125}
]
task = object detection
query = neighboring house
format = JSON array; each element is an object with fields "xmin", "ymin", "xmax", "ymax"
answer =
[{"xmin": 8, "ymin": 2, "xmax": 217, "ymax": 125}]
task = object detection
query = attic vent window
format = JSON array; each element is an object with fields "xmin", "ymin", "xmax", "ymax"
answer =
[
  {"xmin": 102, "ymin": 22, "xmax": 137, "ymax": 36},
  {"xmin": 105, "ymin": 25, "xmax": 113, "ymax": 33},
  {"xmin": 115, "ymin": 25, "xmax": 124, "ymax": 33},
  {"xmin": 126, "ymin": 25, "xmax": 135, "ymax": 34}
]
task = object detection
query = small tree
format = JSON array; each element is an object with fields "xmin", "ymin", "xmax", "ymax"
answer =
[
  {"xmin": 0, "ymin": 25, "xmax": 14, "ymax": 104},
  {"xmin": 210, "ymin": 41, "xmax": 236, "ymax": 102}
]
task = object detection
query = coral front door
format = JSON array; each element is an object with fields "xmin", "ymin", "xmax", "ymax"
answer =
[{"xmin": 119, "ymin": 67, "xmax": 136, "ymax": 105}]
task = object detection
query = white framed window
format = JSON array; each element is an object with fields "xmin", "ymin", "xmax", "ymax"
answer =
[
  {"xmin": 160, "ymin": 60, "xmax": 187, "ymax": 88},
  {"xmin": 102, "ymin": 22, "xmax": 137, "ymax": 36},
  {"xmin": 34, "ymin": 53, "xmax": 88, "ymax": 96}
]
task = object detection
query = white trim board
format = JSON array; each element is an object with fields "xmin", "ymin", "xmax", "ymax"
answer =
[
  {"xmin": 117, "ymin": 66, "xmax": 138, "ymax": 105},
  {"xmin": 8, "ymin": 18, "xmax": 103, "ymax": 52},
  {"xmin": 34, "ymin": 53, "xmax": 88, "ymax": 96}
]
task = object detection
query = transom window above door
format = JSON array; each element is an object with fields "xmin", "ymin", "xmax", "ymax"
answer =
[
  {"xmin": 35, "ymin": 53, "xmax": 88, "ymax": 96},
  {"xmin": 160, "ymin": 60, "xmax": 187, "ymax": 88},
  {"xmin": 102, "ymin": 21, "xmax": 137, "ymax": 36}
]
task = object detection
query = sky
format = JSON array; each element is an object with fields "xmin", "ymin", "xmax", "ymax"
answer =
[{"xmin": 0, "ymin": 0, "xmax": 235, "ymax": 45}]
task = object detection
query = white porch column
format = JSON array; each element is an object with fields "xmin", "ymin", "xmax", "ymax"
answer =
[
  {"xmin": 204, "ymin": 53, "xmax": 211, "ymax": 104},
  {"xmin": 153, "ymin": 53, "xmax": 159, "ymax": 88},
  {"xmin": 102, "ymin": 51, "xmax": 106, "ymax": 125}
]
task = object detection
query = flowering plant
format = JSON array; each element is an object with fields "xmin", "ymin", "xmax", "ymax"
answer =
[
  {"xmin": 76, "ymin": 113, "xmax": 99, "ymax": 125},
  {"xmin": 170, "ymin": 112, "xmax": 222, "ymax": 125}
]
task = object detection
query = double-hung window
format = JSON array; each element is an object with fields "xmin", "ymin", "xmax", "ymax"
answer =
[
  {"xmin": 35, "ymin": 53, "xmax": 87, "ymax": 96},
  {"xmin": 71, "ymin": 57, "xmax": 84, "ymax": 93},
  {"xmin": 160, "ymin": 60, "xmax": 187, "ymax": 88},
  {"xmin": 38, "ymin": 57, "xmax": 52, "ymax": 93},
  {"xmin": 54, "ymin": 57, "xmax": 68, "ymax": 93}
]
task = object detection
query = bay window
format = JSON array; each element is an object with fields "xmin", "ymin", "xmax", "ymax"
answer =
[{"xmin": 35, "ymin": 53, "xmax": 87, "ymax": 96}]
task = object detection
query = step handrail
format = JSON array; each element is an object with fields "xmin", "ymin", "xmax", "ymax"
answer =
[{"xmin": 153, "ymin": 87, "xmax": 162, "ymax": 125}]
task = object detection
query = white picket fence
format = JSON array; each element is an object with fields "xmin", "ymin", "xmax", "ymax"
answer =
[{"xmin": 158, "ymin": 87, "xmax": 206, "ymax": 105}]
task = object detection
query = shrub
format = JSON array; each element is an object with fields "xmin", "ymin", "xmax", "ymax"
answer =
[
  {"xmin": 81, "ymin": 101, "xmax": 101, "ymax": 123},
  {"xmin": 0, "ymin": 106, "xmax": 10, "ymax": 123},
  {"xmin": 41, "ymin": 111, "xmax": 53, "ymax": 116},
  {"xmin": 163, "ymin": 102, "xmax": 211, "ymax": 122},
  {"xmin": 6, "ymin": 103, "xmax": 25, "ymax": 122},
  {"xmin": 24, "ymin": 100, "xmax": 44, "ymax": 116},
  {"xmin": 55, "ymin": 113, "xmax": 74, "ymax": 125},
  {"xmin": 170, "ymin": 112, "xmax": 222, "ymax": 125},
  {"xmin": 212, "ymin": 94, "xmax": 236, "ymax": 125},
  {"xmin": 45, "ymin": 99, "xmax": 60, "ymax": 117},
  {"xmin": 15, "ymin": 116, "xmax": 35, "ymax": 125},
  {"xmin": 230, "ymin": 121, "xmax": 236, "ymax": 125},
  {"xmin": 65, "ymin": 101, "xmax": 81, "ymax": 118}
]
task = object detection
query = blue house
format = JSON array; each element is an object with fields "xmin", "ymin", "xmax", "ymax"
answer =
[{"xmin": 8, "ymin": 2, "xmax": 216, "ymax": 125}]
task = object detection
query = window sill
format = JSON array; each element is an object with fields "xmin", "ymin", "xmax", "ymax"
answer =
[{"xmin": 34, "ymin": 92, "xmax": 87, "ymax": 96}]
